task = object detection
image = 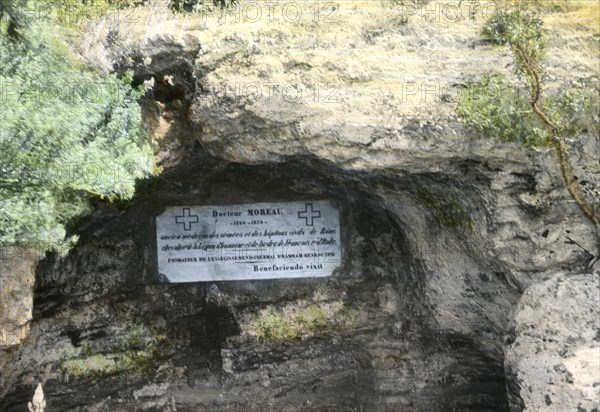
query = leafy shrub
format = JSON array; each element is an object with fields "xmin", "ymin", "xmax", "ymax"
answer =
[
  {"xmin": 459, "ymin": 10, "xmax": 597, "ymax": 147},
  {"xmin": 546, "ymin": 85, "xmax": 600, "ymax": 139},
  {"xmin": 461, "ymin": 8, "xmax": 600, "ymax": 233},
  {"xmin": 0, "ymin": 0, "xmax": 28, "ymax": 39},
  {"xmin": 457, "ymin": 75, "xmax": 549, "ymax": 146},
  {"xmin": 170, "ymin": 0, "xmax": 203, "ymax": 13},
  {"xmin": 483, "ymin": 10, "xmax": 547, "ymax": 76},
  {"xmin": 0, "ymin": 22, "xmax": 155, "ymax": 251},
  {"xmin": 457, "ymin": 75, "xmax": 599, "ymax": 147}
]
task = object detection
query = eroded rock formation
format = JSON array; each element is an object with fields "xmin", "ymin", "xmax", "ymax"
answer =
[
  {"xmin": 1, "ymin": 1, "xmax": 598, "ymax": 411},
  {"xmin": 505, "ymin": 274, "xmax": 600, "ymax": 412}
]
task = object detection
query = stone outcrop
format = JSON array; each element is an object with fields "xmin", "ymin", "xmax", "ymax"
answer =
[
  {"xmin": 505, "ymin": 274, "xmax": 600, "ymax": 412},
  {"xmin": 0, "ymin": 248, "xmax": 41, "ymax": 363},
  {"xmin": 0, "ymin": 154, "xmax": 521, "ymax": 411},
  {"xmin": 1, "ymin": 1, "xmax": 598, "ymax": 411}
]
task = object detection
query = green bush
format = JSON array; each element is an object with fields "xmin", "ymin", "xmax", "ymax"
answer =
[
  {"xmin": 459, "ymin": 11, "xmax": 597, "ymax": 147},
  {"xmin": 482, "ymin": 10, "xmax": 547, "ymax": 76},
  {"xmin": 0, "ymin": 0, "xmax": 28, "ymax": 39},
  {"xmin": 170, "ymin": 0, "xmax": 203, "ymax": 13},
  {"xmin": 546, "ymin": 85, "xmax": 600, "ymax": 139},
  {"xmin": 0, "ymin": 22, "xmax": 155, "ymax": 251},
  {"xmin": 457, "ymin": 74, "xmax": 549, "ymax": 146},
  {"xmin": 462, "ymin": 8, "xmax": 600, "ymax": 233},
  {"xmin": 457, "ymin": 75, "xmax": 599, "ymax": 147}
]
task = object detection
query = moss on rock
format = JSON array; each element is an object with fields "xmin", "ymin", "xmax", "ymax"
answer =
[
  {"xmin": 247, "ymin": 301, "xmax": 355, "ymax": 343},
  {"xmin": 60, "ymin": 324, "xmax": 166, "ymax": 379},
  {"xmin": 417, "ymin": 189, "xmax": 474, "ymax": 231}
]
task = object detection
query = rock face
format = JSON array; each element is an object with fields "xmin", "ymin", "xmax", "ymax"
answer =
[
  {"xmin": 0, "ymin": 248, "xmax": 40, "ymax": 355},
  {"xmin": 505, "ymin": 274, "xmax": 600, "ymax": 412},
  {"xmin": 1, "ymin": 1, "xmax": 599, "ymax": 411},
  {"xmin": 0, "ymin": 155, "xmax": 521, "ymax": 411}
]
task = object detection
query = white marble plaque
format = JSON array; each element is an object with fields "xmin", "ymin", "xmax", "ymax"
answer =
[{"xmin": 156, "ymin": 201, "xmax": 341, "ymax": 282}]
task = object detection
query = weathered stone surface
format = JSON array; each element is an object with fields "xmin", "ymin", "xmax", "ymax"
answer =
[
  {"xmin": 505, "ymin": 274, "xmax": 600, "ymax": 412},
  {"xmin": 1, "ymin": 1, "xmax": 599, "ymax": 411},
  {"xmin": 0, "ymin": 156, "xmax": 519, "ymax": 411},
  {"xmin": 156, "ymin": 201, "xmax": 342, "ymax": 282},
  {"xmin": 0, "ymin": 248, "xmax": 40, "ymax": 351},
  {"xmin": 73, "ymin": 0, "xmax": 599, "ymax": 283}
]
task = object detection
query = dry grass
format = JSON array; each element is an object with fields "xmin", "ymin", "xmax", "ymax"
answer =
[
  {"xmin": 77, "ymin": 0, "xmax": 599, "ymax": 144},
  {"xmin": 544, "ymin": 1, "xmax": 600, "ymax": 34}
]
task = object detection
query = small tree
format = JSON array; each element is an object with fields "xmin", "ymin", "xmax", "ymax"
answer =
[
  {"xmin": 459, "ymin": 10, "xmax": 599, "ymax": 266},
  {"xmin": 0, "ymin": 19, "xmax": 155, "ymax": 252}
]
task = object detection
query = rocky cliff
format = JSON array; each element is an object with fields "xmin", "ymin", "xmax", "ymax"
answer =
[{"xmin": 1, "ymin": 1, "xmax": 598, "ymax": 411}]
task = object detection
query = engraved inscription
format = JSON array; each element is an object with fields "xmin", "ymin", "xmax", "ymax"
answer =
[{"xmin": 156, "ymin": 201, "xmax": 341, "ymax": 282}]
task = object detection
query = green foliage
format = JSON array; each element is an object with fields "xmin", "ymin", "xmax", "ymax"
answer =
[
  {"xmin": 482, "ymin": 10, "xmax": 547, "ymax": 75},
  {"xmin": 457, "ymin": 75, "xmax": 599, "ymax": 147},
  {"xmin": 457, "ymin": 75, "xmax": 549, "ymax": 146},
  {"xmin": 483, "ymin": 9, "xmax": 599, "ymax": 137},
  {"xmin": 0, "ymin": 21, "xmax": 155, "ymax": 251},
  {"xmin": 61, "ymin": 324, "xmax": 166, "ymax": 378},
  {"xmin": 470, "ymin": 6, "xmax": 600, "ymax": 230},
  {"xmin": 545, "ymin": 85, "xmax": 600, "ymax": 139}
]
